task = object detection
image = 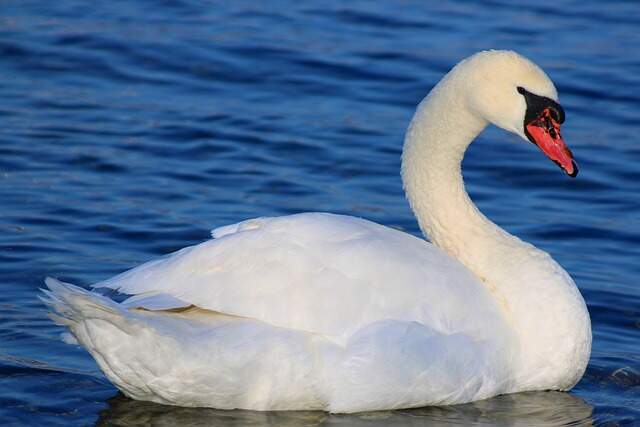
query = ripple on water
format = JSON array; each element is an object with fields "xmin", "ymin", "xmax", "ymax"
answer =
[{"xmin": 0, "ymin": 0, "xmax": 639, "ymax": 425}]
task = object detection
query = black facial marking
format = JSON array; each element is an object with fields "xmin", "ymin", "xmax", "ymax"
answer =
[{"xmin": 517, "ymin": 86, "xmax": 565, "ymax": 125}]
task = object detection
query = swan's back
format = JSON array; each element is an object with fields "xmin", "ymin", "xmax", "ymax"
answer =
[{"xmin": 93, "ymin": 213, "xmax": 506, "ymax": 341}]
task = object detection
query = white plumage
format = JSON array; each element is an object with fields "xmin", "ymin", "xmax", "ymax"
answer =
[{"xmin": 42, "ymin": 50, "xmax": 591, "ymax": 413}]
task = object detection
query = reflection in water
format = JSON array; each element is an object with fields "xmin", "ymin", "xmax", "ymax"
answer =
[{"xmin": 97, "ymin": 391, "xmax": 593, "ymax": 427}]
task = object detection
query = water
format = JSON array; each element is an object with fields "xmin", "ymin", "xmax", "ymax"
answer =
[{"xmin": 1, "ymin": 1, "xmax": 639, "ymax": 425}]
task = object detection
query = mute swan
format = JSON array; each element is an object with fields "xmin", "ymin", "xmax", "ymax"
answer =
[{"xmin": 42, "ymin": 50, "xmax": 591, "ymax": 413}]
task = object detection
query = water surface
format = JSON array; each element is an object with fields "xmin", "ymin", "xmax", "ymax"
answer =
[{"xmin": 1, "ymin": 1, "xmax": 639, "ymax": 425}]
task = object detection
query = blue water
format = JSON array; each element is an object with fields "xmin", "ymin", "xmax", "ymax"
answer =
[{"xmin": 1, "ymin": 1, "xmax": 639, "ymax": 425}]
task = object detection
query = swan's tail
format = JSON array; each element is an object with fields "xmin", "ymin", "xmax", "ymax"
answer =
[
  {"xmin": 41, "ymin": 277, "xmax": 119, "ymax": 324},
  {"xmin": 40, "ymin": 278, "xmax": 166, "ymax": 400},
  {"xmin": 40, "ymin": 277, "xmax": 139, "ymax": 343}
]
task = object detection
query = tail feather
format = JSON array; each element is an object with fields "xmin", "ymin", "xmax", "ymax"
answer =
[
  {"xmin": 40, "ymin": 277, "xmax": 158, "ymax": 399},
  {"xmin": 41, "ymin": 277, "xmax": 131, "ymax": 330}
]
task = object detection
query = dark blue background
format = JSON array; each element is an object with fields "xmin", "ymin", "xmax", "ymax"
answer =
[{"xmin": 1, "ymin": 1, "xmax": 639, "ymax": 425}]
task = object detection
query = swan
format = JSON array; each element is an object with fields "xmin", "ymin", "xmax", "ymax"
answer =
[{"xmin": 42, "ymin": 50, "xmax": 591, "ymax": 413}]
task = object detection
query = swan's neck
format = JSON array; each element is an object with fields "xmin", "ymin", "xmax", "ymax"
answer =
[
  {"xmin": 401, "ymin": 74, "xmax": 591, "ymax": 391},
  {"xmin": 402, "ymin": 77, "xmax": 509, "ymax": 275}
]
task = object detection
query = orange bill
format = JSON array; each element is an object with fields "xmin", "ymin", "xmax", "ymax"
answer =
[{"xmin": 525, "ymin": 108, "xmax": 577, "ymax": 177}]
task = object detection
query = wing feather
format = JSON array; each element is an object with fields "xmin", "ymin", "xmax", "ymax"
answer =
[{"xmin": 93, "ymin": 213, "xmax": 502, "ymax": 339}]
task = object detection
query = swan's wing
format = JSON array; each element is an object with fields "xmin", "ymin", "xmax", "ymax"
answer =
[{"xmin": 93, "ymin": 212, "xmax": 503, "ymax": 339}]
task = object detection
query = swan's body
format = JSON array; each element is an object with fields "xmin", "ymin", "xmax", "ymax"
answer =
[{"xmin": 43, "ymin": 50, "xmax": 591, "ymax": 413}]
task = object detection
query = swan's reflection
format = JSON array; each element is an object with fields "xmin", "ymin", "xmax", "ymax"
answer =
[{"xmin": 96, "ymin": 391, "xmax": 593, "ymax": 427}]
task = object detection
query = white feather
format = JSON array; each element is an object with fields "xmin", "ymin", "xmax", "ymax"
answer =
[{"xmin": 42, "ymin": 50, "xmax": 591, "ymax": 413}]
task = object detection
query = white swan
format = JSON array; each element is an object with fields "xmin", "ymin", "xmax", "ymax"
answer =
[{"xmin": 42, "ymin": 50, "xmax": 591, "ymax": 413}]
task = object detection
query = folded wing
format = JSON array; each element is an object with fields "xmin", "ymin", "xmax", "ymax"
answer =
[{"xmin": 93, "ymin": 212, "xmax": 503, "ymax": 339}]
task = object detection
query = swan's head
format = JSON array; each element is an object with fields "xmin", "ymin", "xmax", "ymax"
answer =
[{"xmin": 462, "ymin": 50, "xmax": 577, "ymax": 177}]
